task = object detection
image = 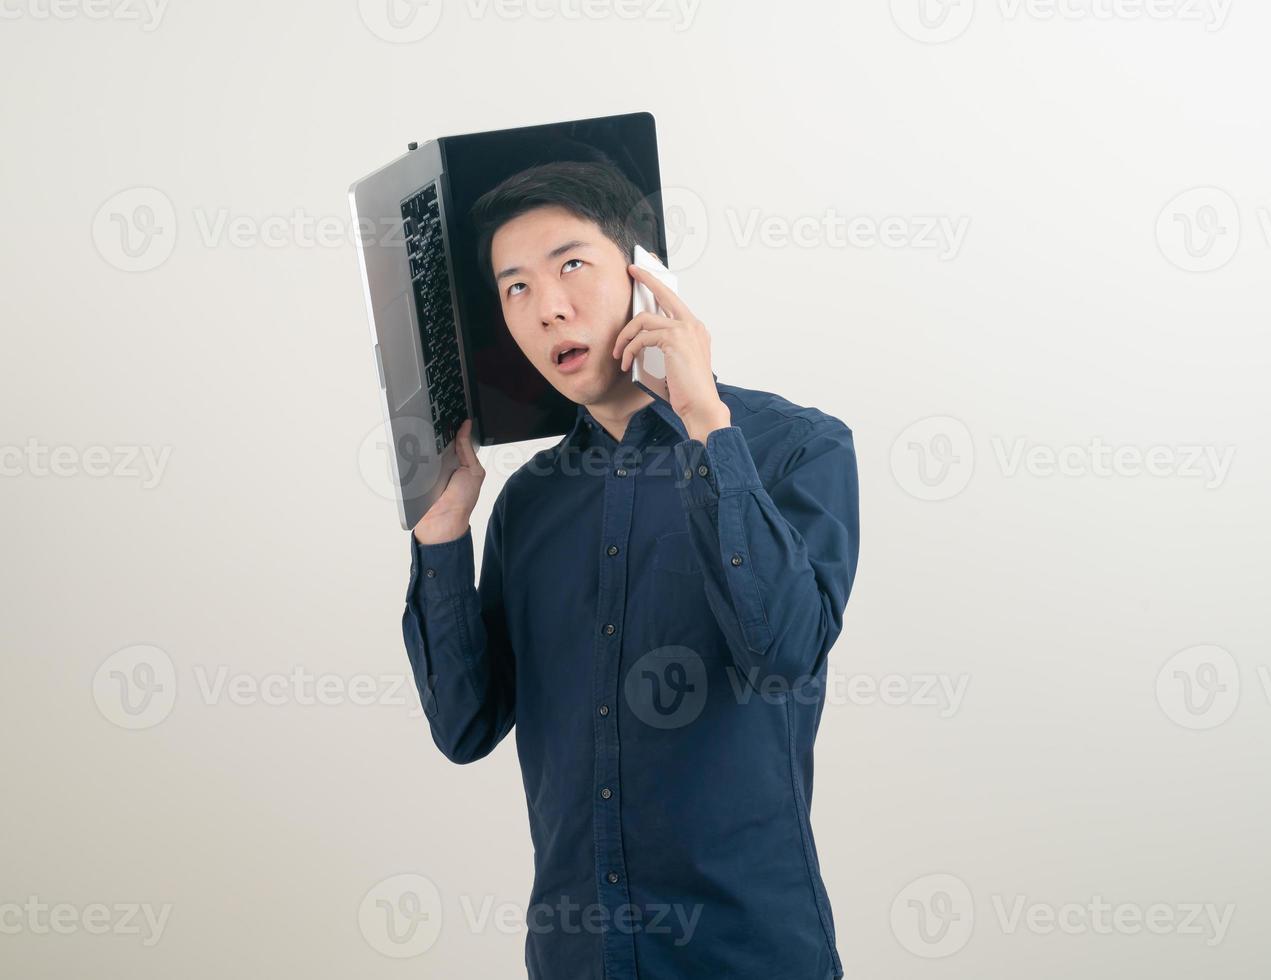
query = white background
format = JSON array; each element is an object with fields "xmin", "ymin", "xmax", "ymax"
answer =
[{"xmin": 2, "ymin": 0, "xmax": 1268, "ymax": 976}]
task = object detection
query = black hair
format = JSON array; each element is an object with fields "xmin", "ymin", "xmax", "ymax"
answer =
[{"xmin": 469, "ymin": 159, "xmax": 659, "ymax": 295}]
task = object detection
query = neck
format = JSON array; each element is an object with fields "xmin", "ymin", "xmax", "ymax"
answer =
[{"xmin": 584, "ymin": 379, "xmax": 655, "ymax": 444}]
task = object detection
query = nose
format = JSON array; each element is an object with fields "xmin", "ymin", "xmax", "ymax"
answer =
[{"xmin": 537, "ymin": 279, "xmax": 573, "ymax": 326}]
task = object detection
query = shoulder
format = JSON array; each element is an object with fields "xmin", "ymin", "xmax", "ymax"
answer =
[
  {"xmin": 719, "ymin": 381, "xmax": 852, "ymax": 433},
  {"xmin": 717, "ymin": 381, "xmax": 853, "ymax": 472},
  {"xmin": 502, "ymin": 445, "xmax": 556, "ymax": 500},
  {"xmin": 496, "ymin": 435, "xmax": 580, "ymax": 524}
]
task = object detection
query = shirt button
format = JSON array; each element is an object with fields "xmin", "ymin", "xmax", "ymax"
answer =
[
  {"xmin": 607, "ymin": 545, "xmax": 619, "ymax": 556},
  {"xmin": 600, "ymin": 787, "xmax": 612, "ymax": 800},
  {"xmin": 598, "ymin": 704, "xmax": 610, "ymax": 716},
  {"xmin": 730, "ymin": 553, "xmax": 743, "ymax": 566},
  {"xmin": 615, "ymin": 467, "xmax": 627, "ymax": 477},
  {"xmin": 683, "ymin": 467, "xmax": 692, "ymax": 480},
  {"xmin": 425, "ymin": 568, "xmax": 436, "ymax": 578},
  {"xmin": 697, "ymin": 464, "xmax": 709, "ymax": 477},
  {"xmin": 607, "ymin": 872, "xmax": 620, "ymax": 884},
  {"xmin": 603, "ymin": 623, "xmax": 616, "ymax": 635}
]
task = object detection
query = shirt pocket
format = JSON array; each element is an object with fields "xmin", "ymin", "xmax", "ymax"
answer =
[{"xmin": 644, "ymin": 530, "xmax": 728, "ymax": 658}]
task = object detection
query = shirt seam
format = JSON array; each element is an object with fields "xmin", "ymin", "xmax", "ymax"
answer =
[
  {"xmin": 448, "ymin": 592, "xmax": 484, "ymax": 702},
  {"xmin": 726, "ymin": 390, "xmax": 852, "ymax": 432},
  {"xmin": 785, "ymin": 698, "xmax": 841, "ymax": 968}
]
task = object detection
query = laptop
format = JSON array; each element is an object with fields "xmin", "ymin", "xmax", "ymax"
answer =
[{"xmin": 349, "ymin": 111, "xmax": 666, "ymax": 530}]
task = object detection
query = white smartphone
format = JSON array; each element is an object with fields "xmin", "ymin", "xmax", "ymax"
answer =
[{"xmin": 629, "ymin": 243, "xmax": 679, "ymax": 402}]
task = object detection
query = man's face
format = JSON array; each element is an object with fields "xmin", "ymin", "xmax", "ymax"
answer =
[{"xmin": 490, "ymin": 205, "xmax": 633, "ymax": 405}]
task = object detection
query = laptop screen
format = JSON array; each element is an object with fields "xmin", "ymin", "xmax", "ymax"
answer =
[{"xmin": 438, "ymin": 112, "xmax": 666, "ymax": 447}]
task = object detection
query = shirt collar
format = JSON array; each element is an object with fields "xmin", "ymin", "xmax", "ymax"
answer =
[{"xmin": 565, "ymin": 372, "xmax": 721, "ymax": 448}]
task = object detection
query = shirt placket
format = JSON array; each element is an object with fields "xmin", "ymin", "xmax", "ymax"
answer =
[{"xmin": 589, "ymin": 413, "xmax": 650, "ymax": 980}]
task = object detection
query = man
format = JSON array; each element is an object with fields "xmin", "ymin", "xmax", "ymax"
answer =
[{"xmin": 403, "ymin": 159, "xmax": 860, "ymax": 979}]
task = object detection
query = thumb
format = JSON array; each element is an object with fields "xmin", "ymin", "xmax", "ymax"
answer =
[{"xmin": 454, "ymin": 419, "xmax": 478, "ymax": 469}]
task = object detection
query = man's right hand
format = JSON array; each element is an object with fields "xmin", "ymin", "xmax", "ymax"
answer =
[{"xmin": 413, "ymin": 418, "xmax": 485, "ymax": 546}]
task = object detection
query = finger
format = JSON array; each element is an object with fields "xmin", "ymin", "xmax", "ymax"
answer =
[
  {"xmin": 455, "ymin": 419, "xmax": 476, "ymax": 467},
  {"xmin": 611, "ymin": 311, "xmax": 673, "ymax": 359},
  {"xmin": 612, "ymin": 314, "xmax": 673, "ymax": 363},
  {"xmin": 619, "ymin": 325, "xmax": 671, "ymax": 372},
  {"xmin": 452, "ymin": 421, "xmax": 468, "ymax": 465},
  {"xmin": 628, "ymin": 263, "xmax": 692, "ymax": 322},
  {"xmin": 467, "ymin": 430, "xmax": 484, "ymax": 474}
]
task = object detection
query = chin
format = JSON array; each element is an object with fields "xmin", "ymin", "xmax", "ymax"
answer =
[
  {"xmin": 567, "ymin": 378, "xmax": 602, "ymax": 404},
  {"xmin": 557, "ymin": 358, "xmax": 610, "ymax": 393},
  {"xmin": 550, "ymin": 370, "xmax": 590, "ymax": 399}
]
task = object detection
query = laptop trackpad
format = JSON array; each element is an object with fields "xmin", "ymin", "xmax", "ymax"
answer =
[{"xmin": 380, "ymin": 290, "xmax": 422, "ymax": 411}]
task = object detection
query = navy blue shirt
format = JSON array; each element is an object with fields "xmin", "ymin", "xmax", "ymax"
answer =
[{"xmin": 403, "ymin": 377, "xmax": 860, "ymax": 979}]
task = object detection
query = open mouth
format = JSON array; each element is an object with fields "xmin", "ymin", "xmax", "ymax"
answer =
[{"xmin": 555, "ymin": 346, "xmax": 589, "ymax": 366}]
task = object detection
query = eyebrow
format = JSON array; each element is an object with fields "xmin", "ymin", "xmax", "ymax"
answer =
[{"xmin": 495, "ymin": 240, "xmax": 592, "ymax": 283}]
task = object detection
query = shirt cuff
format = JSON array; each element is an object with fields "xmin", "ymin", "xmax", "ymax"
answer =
[
  {"xmin": 672, "ymin": 425, "xmax": 763, "ymax": 507},
  {"xmin": 408, "ymin": 524, "xmax": 476, "ymax": 602}
]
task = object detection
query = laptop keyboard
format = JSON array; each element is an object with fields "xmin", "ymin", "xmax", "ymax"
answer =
[{"xmin": 401, "ymin": 182, "xmax": 467, "ymax": 455}]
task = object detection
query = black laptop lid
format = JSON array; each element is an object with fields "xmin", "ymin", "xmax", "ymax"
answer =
[{"xmin": 438, "ymin": 111, "xmax": 666, "ymax": 446}]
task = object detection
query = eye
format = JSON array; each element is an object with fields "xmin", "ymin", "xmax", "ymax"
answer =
[
  {"xmin": 507, "ymin": 282, "xmax": 526, "ymax": 298},
  {"xmin": 562, "ymin": 258, "xmax": 583, "ymax": 273}
]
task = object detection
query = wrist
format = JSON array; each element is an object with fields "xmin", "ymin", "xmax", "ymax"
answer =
[
  {"xmin": 684, "ymin": 401, "xmax": 732, "ymax": 443},
  {"xmin": 413, "ymin": 516, "xmax": 470, "ymax": 546}
]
